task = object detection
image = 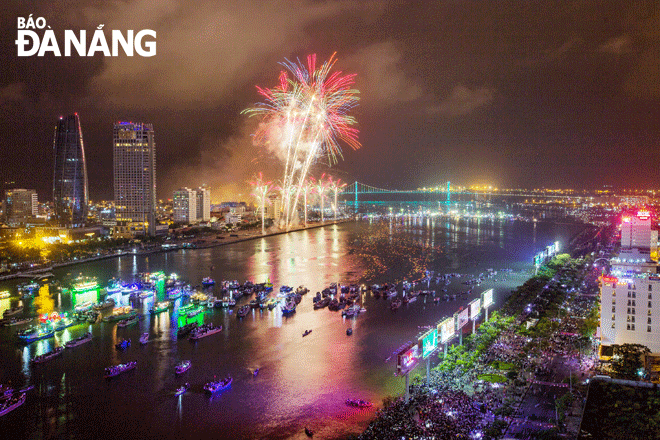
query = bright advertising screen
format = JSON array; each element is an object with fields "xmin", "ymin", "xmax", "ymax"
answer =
[
  {"xmin": 397, "ymin": 342, "xmax": 420, "ymax": 376},
  {"xmin": 470, "ymin": 298, "xmax": 481, "ymax": 320},
  {"xmin": 482, "ymin": 289, "xmax": 494, "ymax": 308},
  {"xmin": 438, "ymin": 317, "xmax": 455, "ymax": 343},
  {"xmin": 456, "ymin": 307, "xmax": 469, "ymax": 329},
  {"xmin": 419, "ymin": 328, "xmax": 438, "ymax": 359}
]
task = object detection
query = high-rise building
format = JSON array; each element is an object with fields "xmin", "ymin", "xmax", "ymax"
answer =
[
  {"xmin": 3, "ymin": 189, "xmax": 37, "ymax": 225},
  {"xmin": 113, "ymin": 122, "xmax": 156, "ymax": 236},
  {"xmin": 173, "ymin": 188, "xmax": 197, "ymax": 224},
  {"xmin": 601, "ymin": 211, "xmax": 660, "ymax": 355},
  {"xmin": 195, "ymin": 186, "xmax": 211, "ymax": 222},
  {"xmin": 53, "ymin": 114, "xmax": 88, "ymax": 227}
]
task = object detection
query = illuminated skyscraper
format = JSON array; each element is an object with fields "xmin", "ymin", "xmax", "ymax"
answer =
[
  {"xmin": 113, "ymin": 122, "xmax": 156, "ymax": 236},
  {"xmin": 53, "ymin": 114, "xmax": 88, "ymax": 227}
]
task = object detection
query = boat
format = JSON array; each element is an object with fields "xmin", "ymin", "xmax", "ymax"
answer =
[
  {"xmin": 139, "ymin": 333, "xmax": 149, "ymax": 345},
  {"xmin": 345, "ymin": 398, "xmax": 373, "ymax": 408},
  {"xmin": 92, "ymin": 298, "xmax": 115, "ymax": 311},
  {"xmin": 0, "ymin": 316, "xmax": 32, "ymax": 327},
  {"xmin": 138, "ymin": 290, "xmax": 154, "ymax": 300},
  {"xmin": 74, "ymin": 301, "xmax": 94, "ymax": 313},
  {"xmin": 18, "ymin": 281, "xmax": 39, "ymax": 292},
  {"xmin": 103, "ymin": 307, "xmax": 137, "ymax": 322},
  {"xmin": 221, "ymin": 297, "xmax": 236, "ymax": 308},
  {"xmin": 0, "ymin": 392, "xmax": 26, "ymax": 417},
  {"xmin": 149, "ymin": 301, "xmax": 170, "ymax": 314},
  {"xmin": 189, "ymin": 324, "xmax": 222, "ymax": 341},
  {"xmin": 31, "ymin": 346, "xmax": 64, "ymax": 364},
  {"xmin": 17, "ymin": 326, "xmax": 55, "ymax": 344},
  {"xmin": 115, "ymin": 338, "xmax": 131, "ymax": 350},
  {"xmin": 253, "ymin": 368, "xmax": 260, "ymax": 377},
  {"xmin": 296, "ymin": 286, "xmax": 309, "ymax": 295},
  {"xmin": 346, "ymin": 328, "xmax": 353, "ymax": 336},
  {"xmin": 3, "ymin": 306, "xmax": 24, "ymax": 318},
  {"xmin": 390, "ymin": 299, "xmax": 402, "ymax": 310},
  {"xmin": 175, "ymin": 360, "xmax": 191, "ymax": 375},
  {"xmin": 237, "ymin": 305, "xmax": 250, "ymax": 318},
  {"xmin": 175, "ymin": 383, "xmax": 190, "ymax": 396},
  {"xmin": 0, "ymin": 290, "xmax": 10, "ymax": 299},
  {"xmin": 281, "ymin": 298, "xmax": 296, "ymax": 316},
  {"xmin": 201, "ymin": 277, "xmax": 215, "ymax": 287},
  {"xmin": 65, "ymin": 332, "xmax": 92, "ymax": 348},
  {"xmin": 203, "ymin": 376, "xmax": 232, "ymax": 394},
  {"xmin": 304, "ymin": 427, "xmax": 314, "ymax": 438},
  {"xmin": 104, "ymin": 361, "xmax": 137, "ymax": 379},
  {"xmin": 302, "ymin": 329, "xmax": 312, "ymax": 337},
  {"xmin": 117, "ymin": 315, "xmax": 140, "ymax": 327},
  {"xmin": 177, "ymin": 323, "xmax": 198, "ymax": 339},
  {"xmin": 266, "ymin": 298, "xmax": 278, "ymax": 310}
]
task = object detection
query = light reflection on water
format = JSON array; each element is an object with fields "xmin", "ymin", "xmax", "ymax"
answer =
[{"xmin": 0, "ymin": 220, "xmax": 583, "ymax": 440}]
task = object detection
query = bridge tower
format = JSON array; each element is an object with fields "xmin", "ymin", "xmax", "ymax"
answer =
[{"xmin": 446, "ymin": 181, "xmax": 451, "ymax": 205}]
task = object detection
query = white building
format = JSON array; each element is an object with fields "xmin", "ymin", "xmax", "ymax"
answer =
[
  {"xmin": 3, "ymin": 189, "xmax": 38, "ymax": 225},
  {"xmin": 195, "ymin": 186, "xmax": 211, "ymax": 222},
  {"xmin": 173, "ymin": 188, "xmax": 197, "ymax": 224},
  {"xmin": 601, "ymin": 211, "xmax": 660, "ymax": 353},
  {"xmin": 113, "ymin": 122, "xmax": 156, "ymax": 236}
]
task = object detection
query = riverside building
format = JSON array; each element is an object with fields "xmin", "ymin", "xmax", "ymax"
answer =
[
  {"xmin": 113, "ymin": 122, "xmax": 156, "ymax": 236},
  {"xmin": 600, "ymin": 211, "xmax": 660, "ymax": 355}
]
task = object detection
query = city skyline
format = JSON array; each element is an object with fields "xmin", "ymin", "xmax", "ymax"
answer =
[{"xmin": 2, "ymin": 1, "xmax": 660, "ymax": 201}]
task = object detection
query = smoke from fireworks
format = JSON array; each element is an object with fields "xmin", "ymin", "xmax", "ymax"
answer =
[{"xmin": 242, "ymin": 53, "xmax": 361, "ymax": 228}]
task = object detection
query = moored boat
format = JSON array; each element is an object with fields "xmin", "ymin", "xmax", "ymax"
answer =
[
  {"xmin": 236, "ymin": 305, "xmax": 250, "ymax": 318},
  {"xmin": 149, "ymin": 301, "xmax": 170, "ymax": 314},
  {"xmin": 189, "ymin": 324, "xmax": 222, "ymax": 341},
  {"xmin": 0, "ymin": 316, "xmax": 32, "ymax": 327},
  {"xmin": 104, "ymin": 361, "xmax": 137, "ymax": 378},
  {"xmin": 17, "ymin": 325, "xmax": 55, "ymax": 344},
  {"xmin": 0, "ymin": 290, "xmax": 11, "ymax": 299},
  {"xmin": 92, "ymin": 298, "xmax": 115, "ymax": 311},
  {"xmin": 177, "ymin": 323, "xmax": 198, "ymax": 339},
  {"xmin": 65, "ymin": 332, "xmax": 92, "ymax": 348},
  {"xmin": 201, "ymin": 277, "xmax": 215, "ymax": 287},
  {"xmin": 115, "ymin": 338, "xmax": 131, "ymax": 350},
  {"xmin": 31, "ymin": 346, "xmax": 64, "ymax": 364},
  {"xmin": 203, "ymin": 376, "xmax": 232, "ymax": 394},
  {"xmin": 103, "ymin": 307, "xmax": 137, "ymax": 322},
  {"xmin": 117, "ymin": 314, "xmax": 140, "ymax": 327},
  {"xmin": 175, "ymin": 360, "xmax": 191, "ymax": 375},
  {"xmin": 0, "ymin": 392, "xmax": 26, "ymax": 417},
  {"xmin": 3, "ymin": 306, "xmax": 24, "ymax": 318}
]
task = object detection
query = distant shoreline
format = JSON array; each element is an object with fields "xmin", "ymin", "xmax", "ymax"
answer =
[{"xmin": 0, "ymin": 219, "xmax": 350, "ymax": 282}]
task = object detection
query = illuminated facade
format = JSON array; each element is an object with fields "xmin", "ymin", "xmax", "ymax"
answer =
[
  {"xmin": 3, "ymin": 189, "xmax": 37, "ymax": 225},
  {"xmin": 173, "ymin": 188, "xmax": 197, "ymax": 224},
  {"xmin": 113, "ymin": 122, "xmax": 156, "ymax": 236},
  {"xmin": 621, "ymin": 211, "xmax": 652, "ymax": 253},
  {"xmin": 53, "ymin": 114, "xmax": 88, "ymax": 227},
  {"xmin": 195, "ymin": 186, "xmax": 211, "ymax": 222}
]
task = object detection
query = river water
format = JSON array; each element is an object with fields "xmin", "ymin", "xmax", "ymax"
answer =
[{"xmin": 0, "ymin": 218, "xmax": 584, "ymax": 439}]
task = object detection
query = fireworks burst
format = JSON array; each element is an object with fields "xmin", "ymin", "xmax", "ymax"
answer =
[{"xmin": 243, "ymin": 53, "xmax": 361, "ymax": 228}]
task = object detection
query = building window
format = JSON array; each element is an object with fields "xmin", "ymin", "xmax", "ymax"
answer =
[
  {"xmin": 628, "ymin": 300, "xmax": 631, "ymax": 306},
  {"xmin": 633, "ymin": 308, "xmax": 636, "ymax": 314},
  {"xmin": 612, "ymin": 314, "xmax": 616, "ymax": 321},
  {"xmin": 633, "ymin": 292, "xmax": 636, "ymax": 298},
  {"xmin": 648, "ymin": 318, "xmax": 652, "ymax": 325},
  {"xmin": 627, "ymin": 315, "xmax": 631, "ymax": 322},
  {"xmin": 649, "ymin": 293, "xmax": 653, "ymax": 300},
  {"xmin": 650, "ymin": 302, "xmax": 653, "ymax": 308},
  {"xmin": 650, "ymin": 285, "xmax": 653, "ymax": 291},
  {"xmin": 627, "ymin": 324, "xmax": 631, "ymax": 330},
  {"xmin": 628, "ymin": 291, "xmax": 632, "ymax": 298},
  {"xmin": 628, "ymin": 308, "xmax": 631, "ymax": 314},
  {"xmin": 648, "ymin": 326, "xmax": 652, "ymax": 332},
  {"xmin": 632, "ymin": 316, "xmax": 635, "ymax": 323},
  {"xmin": 612, "ymin": 298, "xmax": 616, "ymax": 304},
  {"xmin": 612, "ymin": 306, "xmax": 616, "ymax": 313},
  {"xmin": 612, "ymin": 323, "xmax": 615, "ymax": 328},
  {"xmin": 632, "ymin": 324, "xmax": 635, "ymax": 331},
  {"xmin": 633, "ymin": 300, "xmax": 636, "ymax": 307}
]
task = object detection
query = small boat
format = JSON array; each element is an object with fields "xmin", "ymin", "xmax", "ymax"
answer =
[
  {"xmin": 0, "ymin": 290, "xmax": 11, "ymax": 299},
  {"xmin": 0, "ymin": 392, "xmax": 26, "ymax": 417},
  {"xmin": 186, "ymin": 307, "xmax": 204, "ymax": 318},
  {"xmin": 0, "ymin": 317, "xmax": 32, "ymax": 327},
  {"xmin": 149, "ymin": 301, "xmax": 170, "ymax": 314},
  {"xmin": 92, "ymin": 298, "xmax": 115, "ymax": 311},
  {"xmin": 204, "ymin": 376, "xmax": 232, "ymax": 394},
  {"xmin": 117, "ymin": 315, "xmax": 139, "ymax": 327},
  {"xmin": 139, "ymin": 333, "xmax": 149, "ymax": 345},
  {"xmin": 3, "ymin": 306, "xmax": 24, "ymax": 318},
  {"xmin": 346, "ymin": 398, "xmax": 373, "ymax": 408},
  {"xmin": 189, "ymin": 324, "xmax": 222, "ymax": 341},
  {"xmin": 31, "ymin": 346, "xmax": 64, "ymax": 364},
  {"xmin": 74, "ymin": 301, "xmax": 94, "ymax": 313},
  {"xmin": 104, "ymin": 361, "xmax": 137, "ymax": 379},
  {"xmin": 65, "ymin": 332, "xmax": 92, "ymax": 348},
  {"xmin": 253, "ymin": 368, "xmax": 260, "ymax": 377},
  {"xmin": 175, "ymin": 360, "xmax": 191, "ymax": 375},
  {"xmin": 304, "ymin": 427, "xmax": 314, "ymax": 437},
  {"xmin": 302, "ymin": 329, "xmax": 312, "ymax": 337},
  {"xmin": 201, "ymin": 277, "xmax": 215, "ymax": 287},
  {"xmin": 346, "ymin": 328, "xmax": 353, "ymax": 336},
  {"xmin": 115, "ymin": 338, "xmax": 131, "ymax": 350},
  {"xmin": 175, "ymin": 383, "xmax": 190, "ymax": 396},
  {"xmin": 177, "ymin": 323, "xmax": 198, "ymax": 339},
  {"xmin": 237, "ymin": 305, "xmax": 250, "ymax": 318}
]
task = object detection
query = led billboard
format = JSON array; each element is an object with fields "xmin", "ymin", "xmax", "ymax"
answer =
[
  {"xmin": 456, "ymin": 307, "xmax": 469, "ymax": 329},
  {"xmin": 482, "ymin": 289, "xmax": 494, "ymax": 308},
  {"xmin": 438, "ymin": 317, "xmax": 455, "ymax": 343},
  {"xmin": 419, "ymin": 328, "xmax": 438, "ymax": 359},
  {"xmin": 469, "ymin": 298, "xmax": 481, "ymax": 320},
  {"xmin": 396, "ymin": 342, "xmax": 420, "ymax": 376}
]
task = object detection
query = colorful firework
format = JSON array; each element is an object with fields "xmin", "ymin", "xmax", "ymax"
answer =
[
  {"xmin": 250, "ymin": 172, "xmax": 278, "ymax": 235},
  {"xmin": 242, "ymin": 53, "xmax": 361, "ymax": 228}
]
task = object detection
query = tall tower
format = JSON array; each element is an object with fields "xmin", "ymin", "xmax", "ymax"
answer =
[
  {"xmin": 113, "ymin": 122, "xmax": 156, "ymax": 236},
  {"xmin": 53, "ymin": 114, "xmax": 88, "ymax": 227}
]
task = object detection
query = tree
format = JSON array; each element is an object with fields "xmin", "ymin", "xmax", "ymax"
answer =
[{"xmin": 611, "ymin": 343, "xmax": 650, "ymax": 380}]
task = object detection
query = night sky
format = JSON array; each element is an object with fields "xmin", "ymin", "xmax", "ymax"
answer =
[{"xmin": 2, "ymin": 0, "xmax": 660, "ymax": 202}]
